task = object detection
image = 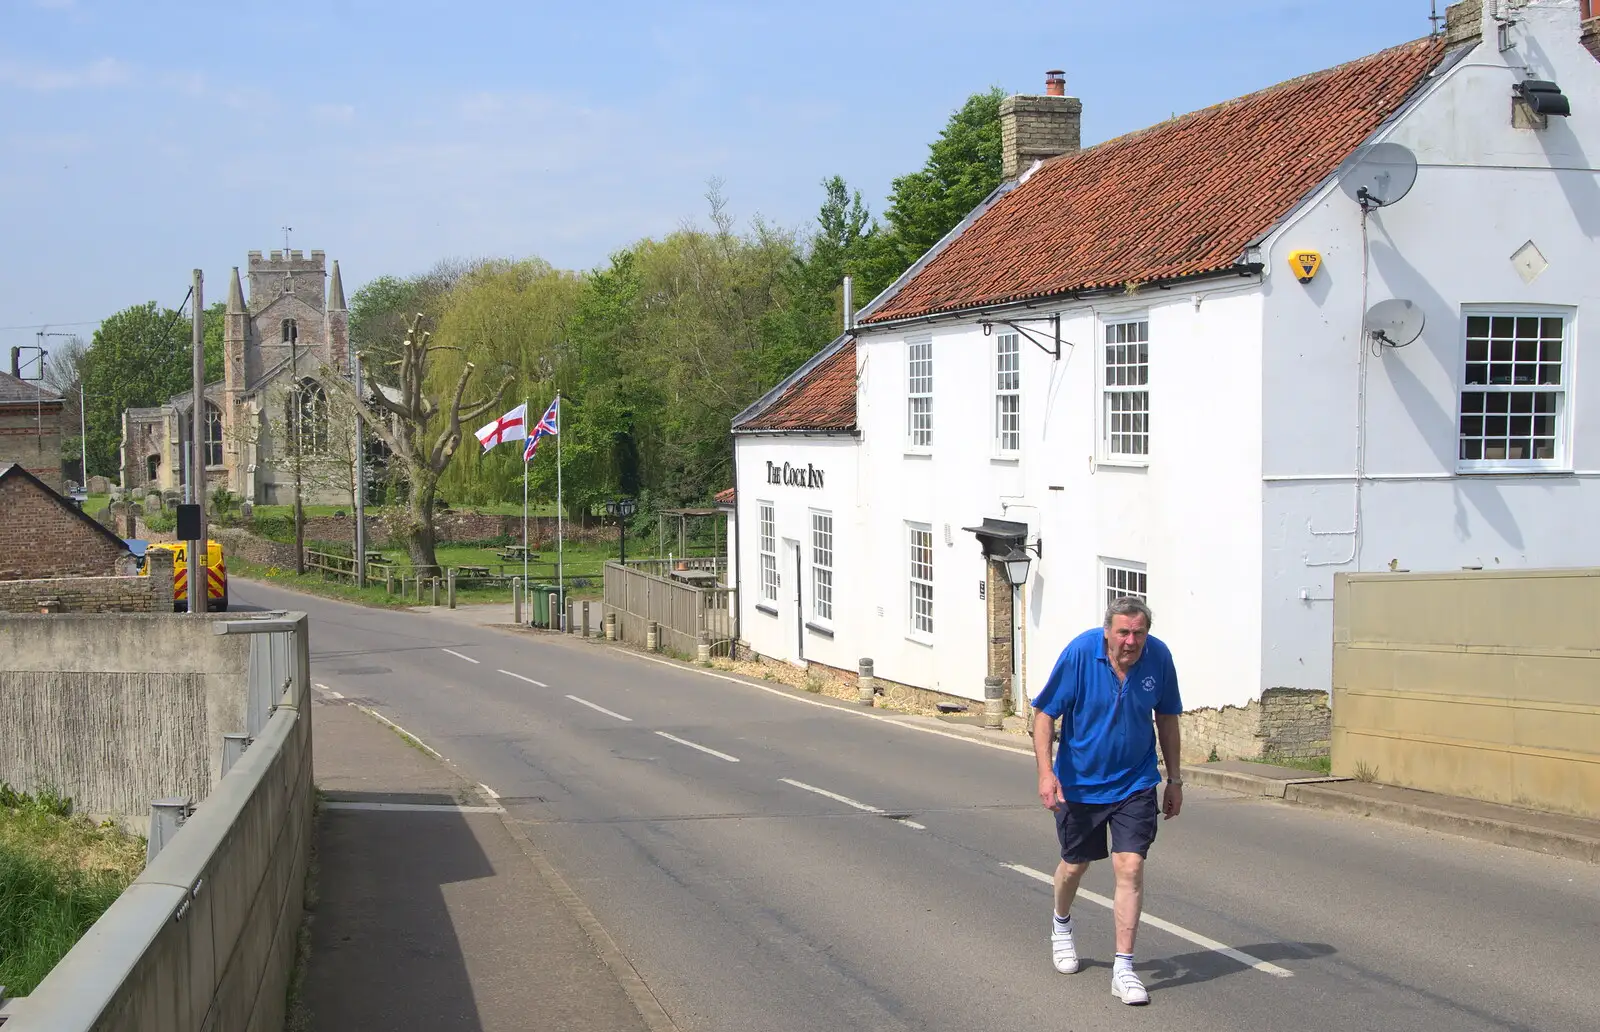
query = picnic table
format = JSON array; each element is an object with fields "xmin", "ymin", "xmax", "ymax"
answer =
[
  {"xmin": 455, "ymin": 565, "xmax": 491, "ymax": 580},
  {"xmin": 669, "ymin": 568, "xmax": 718, "ymax": 587},
  {"xmin": 497, "ymin": 546, "xmax": 538, "ymax": 562},
  {"xmin": 364, "ymin": 551, "xmax": 387, "ymax": 565}
]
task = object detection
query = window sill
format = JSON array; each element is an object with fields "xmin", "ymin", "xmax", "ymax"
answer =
[
  {"xmin": 805, "ymin": 621, "xmax": 834, "ymax": 639},
  {"xmin": 1096, "ymin": 459, "xmax": 1150, "ymax": 472},
  {"xmin": 905, "ymin": 633, "xmax": 934, "ymax": 648},
  {"xmin": 755, "ymin": 603, "xmax": 778, "ymax": 617},
  {"xmin": 1456, "ymin": 465, "xmax": 1571, "ymax": 476},
  {"xmin": 991, "ymin": 454, "xmax": 1020, "ymax": 465},
  {"xmin": 904, "ymin": 449, "xmax": 933, "ymax": 460}
]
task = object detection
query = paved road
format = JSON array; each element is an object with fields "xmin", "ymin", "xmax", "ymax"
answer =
[{"xmin": 238, "ymin": 581, "xmax": 1600, "ymax": 1032}]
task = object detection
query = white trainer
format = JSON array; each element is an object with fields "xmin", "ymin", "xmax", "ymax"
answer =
[
  {"xmin": 1050, "ymin": 924, "xmax": 1079, "ymax": 973},
  {"xmin": 1111, "ymin": 966, "xmax": 1150, "ymax": 1005}
]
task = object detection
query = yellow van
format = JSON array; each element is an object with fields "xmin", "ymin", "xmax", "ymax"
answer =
[{"xmin": 141, "ymin": 539, "xmax": 228, "ymax": 612}]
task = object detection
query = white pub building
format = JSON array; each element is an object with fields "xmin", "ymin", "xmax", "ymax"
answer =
[{"xmin": 729, "ymin": 1, "xmax": 1600, "ymax": 759}]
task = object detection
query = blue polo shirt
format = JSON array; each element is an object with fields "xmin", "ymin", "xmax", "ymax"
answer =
[{"xmin": 1031, "ymin": 628, "xmax": 1183, "ymax": 804}]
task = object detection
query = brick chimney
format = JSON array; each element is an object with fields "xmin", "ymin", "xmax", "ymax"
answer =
[{"xmin": 1000, "ymin": 70, "xmax": 1082, "ymax": 180}]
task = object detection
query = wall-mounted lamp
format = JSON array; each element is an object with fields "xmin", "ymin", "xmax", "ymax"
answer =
[{"xmin": 1514, "ymin": 79, "xmax": 1571, "ymax": 117}]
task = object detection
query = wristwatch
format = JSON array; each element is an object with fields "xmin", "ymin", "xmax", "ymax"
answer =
[{"xmin": 1166, "ymin": 777, "xmax": 1184, "ymax": 787}]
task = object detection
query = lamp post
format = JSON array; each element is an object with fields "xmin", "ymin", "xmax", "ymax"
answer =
[{"xmin": 606, "ymin": 497, "xmax": 637, "ymax": 563}]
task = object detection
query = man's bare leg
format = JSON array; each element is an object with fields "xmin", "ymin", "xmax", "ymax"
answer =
[
  {"xmin": 1054, "ymin": 860, "xmax": 1089, "ymax": 917},
  {"xmin": 1110, "ymin": 852, "xmax": 1144, "ymax": 953}
]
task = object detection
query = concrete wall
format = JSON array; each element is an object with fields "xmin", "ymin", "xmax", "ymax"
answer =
[
  {"xmin": 8, "ymin": 614, "xmax": 314, "ymax": 1031},
  {"xmin": 0, "ymin": 612, "xmax": 250, "ymax": 817},
  {"xmin": 1332, "ymin": 569, "xmax": 1600, "ymax": 818},
  {"xmin": 1259, "ymin": 0, "xmax": 1600, "ymax": 700}
]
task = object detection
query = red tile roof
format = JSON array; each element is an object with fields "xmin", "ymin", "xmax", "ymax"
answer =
[
  {"xmin": 736, "ymin": 339, "xmax": 857, "ymax": 432},
  {"xmin": 714, "ymin": 487, "xmax": 735, "ymax": 505},
  {"xmin": 863, "ymin": 36, "xmax": 1447, "ymax": 324}
]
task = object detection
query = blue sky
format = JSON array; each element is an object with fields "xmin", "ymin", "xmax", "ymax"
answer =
[{"xmin": 1, "ymin": 0, "xmax": 1438, "ymax": 367}]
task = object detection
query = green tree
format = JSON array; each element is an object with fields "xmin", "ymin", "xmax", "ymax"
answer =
[
  {"xmin": 857, "ymin": 87, "xmax": 1007, "ymax": 295},
  {"xmin": 80, "ymin": 301, "xmax": 222, "ymax": 479}
]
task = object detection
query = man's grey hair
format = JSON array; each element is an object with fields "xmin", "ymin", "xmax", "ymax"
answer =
[{"xmin": 1104, "ymin": 596, "xmax": 1153, "ymax": 630}]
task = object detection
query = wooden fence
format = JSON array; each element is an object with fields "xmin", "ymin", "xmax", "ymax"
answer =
[{"xmin": 603, "ymin": 561, "xmax": 735, "ymax": 657}]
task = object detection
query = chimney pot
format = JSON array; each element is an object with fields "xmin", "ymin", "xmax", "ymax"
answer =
[{"xmin": 1045, "ymin": 70, "xmax": 1066, "ymax": 97}]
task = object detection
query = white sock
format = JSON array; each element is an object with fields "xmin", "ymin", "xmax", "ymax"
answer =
[
  {"xmin": 1114, "ymin": 952, "xmax": 1134, "ymax": 973},
  {"xmin": 1053, "ymin": 913, "xmax": 1072, "ymax": 932}
]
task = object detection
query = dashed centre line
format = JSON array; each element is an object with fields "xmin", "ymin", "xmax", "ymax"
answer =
[
  {"xmin": 779, "ymin": 778, "xmax": 925, "ymax": 830},
  {"xmin": 655, "ymin": 731, "xmax": 740, "ymax": 763},
  {"xmin": 441, "ymin": 648, "xmax": 480, "ymax": 664},
  {"xmin": 566, "ymin": 695, "xmax": 633, "ymax": 721},
  {"xmin": 780, "ymin": 778, "xmax": 883, "ymax": 813},
  {"xmin": 499, "ymin": 669, "xmax": 548, "ymax": 687},
  {"xmin": 1002, "ymin": 863, "xmax": 1293, "ymax": 978}
]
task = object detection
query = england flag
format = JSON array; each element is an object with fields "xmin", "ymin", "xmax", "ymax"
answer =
[{"xmin": 475, "ymin": 403, "xmax": 527, "ymax": 452}]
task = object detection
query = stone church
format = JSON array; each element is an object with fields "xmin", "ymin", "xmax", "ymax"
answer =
[{"xmin": 120, "ymin": 248, "xmax": 353, "ymax": 506}]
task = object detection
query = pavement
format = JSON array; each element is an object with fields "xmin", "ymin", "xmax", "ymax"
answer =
[
  {"xmin": 298, "ymin": 683, "xmax": 661, "ymax": 1031},
  {"xmin": 240, "ymin": 583, "xmax": 1600, "ymax": 1032}
]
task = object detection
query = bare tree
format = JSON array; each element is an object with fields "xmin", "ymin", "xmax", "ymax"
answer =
[{"xmin": 322, "ymin": 313, "xmax": 508, "ymax": 576}]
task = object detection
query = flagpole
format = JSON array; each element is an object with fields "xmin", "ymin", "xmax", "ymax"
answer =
[
  {"xmin": 555, "ymin": 392, "xmax": 563, "ymax": 628},
  {"xmin": 521, "ymin": 395, "xmax": 529, "ymax": 622}
]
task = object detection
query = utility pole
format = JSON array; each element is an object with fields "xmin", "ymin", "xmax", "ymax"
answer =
[
  {"xmin": 189, "ymin": 269, "xmax": 208, "ymax": 615},
  {"xmin": 353, "ymin": 351, "xmax": 367, "ymax": 588},
  {"xmin": 78, "ymin": 380, "xmax": 88, "ymax": 489},
  {"xmin": 292, "ymin": 326, "xmax": 305, "ymax": 575}
]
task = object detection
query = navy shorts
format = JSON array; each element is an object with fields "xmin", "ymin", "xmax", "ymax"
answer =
[{"xmin": 1055, "ymin": 786, "xmax": 1159, "ymax": 863}]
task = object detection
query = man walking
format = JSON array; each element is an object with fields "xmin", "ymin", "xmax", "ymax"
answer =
[{"xmin": 1031, "ymin": 597, "xmax": 1183, "ymax": 1005}]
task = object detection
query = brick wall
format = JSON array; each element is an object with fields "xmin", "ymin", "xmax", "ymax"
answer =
[
  {"xmin": 1583, "ymin": 16, "xmax": 1600, "ymax": 61},
  {"xmin": 0, "ymin": 471, "xmax": 130, "ymax": 580},
  {"xmin": 1178, "ymin": 688, "xmax": 1331, "ymax": 764},
  {"xmin": 1000, "ymin": 95, "xmax": 1082, "ymax": 179},
  {"xmin": 985, "ymin": 562, "xmax": 1013, "ymax": 697},
  {"xmin": 0, "ymin": 551, "xmax": 172, "ymax": 614},
  {"xmin": 0, "ymin": 402, "xmax": 65, "ymax": 492}
]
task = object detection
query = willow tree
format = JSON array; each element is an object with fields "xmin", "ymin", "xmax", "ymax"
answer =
[{"xmin": 326, "ymin": 313, "xmax": 509, "ymax": 575}]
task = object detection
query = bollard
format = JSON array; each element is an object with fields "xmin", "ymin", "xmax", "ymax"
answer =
[
  {"xmin": 512, "ymin": 577, "xmax": 522, "ymax": 624},
  {"xmin": 697, "ymin": 630, "xmax": 712, "ymax": 665},
  {"xmin": 147, "ymin": 796, "xmax": 192, "ymax": 862},
  {"xmin": 646, "ymin": 620, "xmax": 659, "ymax": 652},
  {"xmin": 858, "ymin": 658, "xmax": 876, "ymax": 707},
  {"xmin": 447, "ymin": 568, "xmax": 458, "ymax": 610},
  {"xmin": 385, "ymin": 574, "xmax": 394, "ymax": 595},
  {"xmin": 550, "ymin": 594, "xmax": 562, "ymax": 631},
  {"xmin": 605, "ymin": 610, "xmax": 616, "ymax": 640},
  {"xmin": 581, "ymin": 600, "xmax": 591, "ymax": 638},
  {"xmin": 565, "ymin": 599, "xmax": 575, "ymax": 634},
  {"xmin": 415, "ymin": 575, "xmax": 423, "ymax": 603},
  {"xmin": 983, "ymin": 675, "xmax": 1006, "ymax": 729},
  {"xmin": 221, "ymin": 733, "xmax": 252, "ymax": 776},
  {"xmin": 431, "ymin": 577, "xmax": 440, "ymax": 607}
]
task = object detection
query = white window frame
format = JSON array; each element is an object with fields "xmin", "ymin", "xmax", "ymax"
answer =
[
  {"xmin": 908, "ymin": 522, "xmax": 934, "ymax": 641},
  {"xmin": 1101, "ymin": 558, "xmax": 1147, "ymax": 613},
  {"xmin": 1101, "ymin": 317, "xmax": 1150, "ymax": 462},
  {"xmin": 810, "ymin": 510, "xmax": 834, "ymax": 625},
  {"xmin": 1457, "ymin": 305, "xmax": 1573, "ymax": 473},
  {"xmin": 907, "ymin": 336, "xmax": 933, "ymax": 451},
  {"xmin": 758, "ymin": 501, "xmax": 778, "ymax": 604},
  {"xmin": 994, "ymin": 331, "xmax": 1021, "ymax": 456}
]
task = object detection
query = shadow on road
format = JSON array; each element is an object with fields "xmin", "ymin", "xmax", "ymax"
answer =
[{"xmin": 1144, "ymin": 941, "xmax": 1336, "ymax": 991}]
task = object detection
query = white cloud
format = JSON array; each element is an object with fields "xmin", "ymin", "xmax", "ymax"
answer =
[
  {"xmin": 313, "ymin": 103, "xmax": 356, "ymax": 125},
  {"xmin": 0, "ymin": 56, "xmax": 132, "ymax": 91}
]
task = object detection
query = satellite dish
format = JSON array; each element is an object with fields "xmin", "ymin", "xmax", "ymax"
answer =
[
  {"xmin": 1363, "ymin": 299, "xmax": 1425, "ymax": 348},
  {"xmin": 1337, "ymin": 142, "xmax": 1418, "ymax": 209}
]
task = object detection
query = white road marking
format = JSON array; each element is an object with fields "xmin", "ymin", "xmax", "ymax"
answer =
[
  {"xmin": 499, "ymin": 669, "xmax": 548, "ymax": 687},
  {"xmin": 621, "ymin": 650, "xmax": 1033, "ymax": 758},
  {"xmin": 779, "ymin": 778, "xmax": 926, "ymax": 831},
  {"xmin": 313, "ymin": 683, "xmax": 344, "ymax": 700},
  {"xmin": 479, "ymin": 783, "xmax": 501, "ymax": 800},
  {"xmin": 442, "ymin": 648, "xmax": 480, "ymax": 664},
  {"xmin": 1002, "ymin": 863, "xmax": 1294, "ymax": 978},
  {"xmin": 780, "ymin": 778, "xmax": 883, "ymax": 812},
  {"xmin": 354, "ymin": 705, "xmax": 445, "ymax": 762},
  {"xmin": 566, "ymin": 695, "xmax": 633, "ymax": 722},
  {"xmin": 656, "ymin": 731, "xmax": 740, "ymax": 763},
  {"xmin": 323, "ymin": 801, "xmax": 504, "ymax": 814}
]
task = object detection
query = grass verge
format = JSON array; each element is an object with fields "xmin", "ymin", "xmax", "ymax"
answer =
[
  {"xmin": 1262, "ymin": 752, "xmax": 1334, "ymax": 776},
  {"xmin": 0, "ymin": 789, "xmax": 145, "ymax": 995}
]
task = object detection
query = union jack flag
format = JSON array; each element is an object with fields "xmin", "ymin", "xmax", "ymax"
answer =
[{"xmin": 523, "ymin": 396, "xmax": 559, "ymax": 463}]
